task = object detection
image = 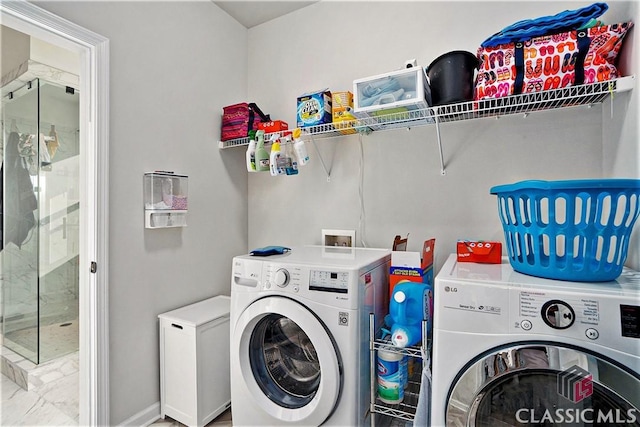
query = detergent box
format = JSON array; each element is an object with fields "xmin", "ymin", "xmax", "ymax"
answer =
[
  {"xmin": 457, "ymin": 240, "xmax": 502, "ymax": 264},
  {"xmin": 331, "ymin": 91, "xmax": 357, "ymax": 135},
  {"xmin": 389, "ymin": 239, "xmax": 435, "ymax": 295},
  {"xmin": 297, "ymin": 89, "xmax": 332, "ymax": 128}
]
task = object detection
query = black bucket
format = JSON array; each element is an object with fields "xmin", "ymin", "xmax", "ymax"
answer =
[{"xmin": 427, "ymin": 51, "xmax": 478, "ymax": 106}]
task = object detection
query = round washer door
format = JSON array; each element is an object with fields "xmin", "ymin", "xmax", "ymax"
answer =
[
  {"xmin": 446, "ymin": 343, "xmax": 640, "ymax": 426},
  {"xmin": 232, "ymin": 296, "xmax": 341, "ymax": 425}
]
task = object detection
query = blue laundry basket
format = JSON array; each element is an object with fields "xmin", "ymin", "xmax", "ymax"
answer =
[{"xmin": 490, "ymin": 179, "xmax": 640, "ymax": 282}]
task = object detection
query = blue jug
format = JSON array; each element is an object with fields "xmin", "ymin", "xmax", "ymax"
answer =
[{"xmin": 389, "ymin": 281, "xmax": 432, "ymax": 347}]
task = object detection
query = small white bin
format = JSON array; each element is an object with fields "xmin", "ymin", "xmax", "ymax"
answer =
[{"xmin": 158, "ymin": 296, "xmax": 231, "ymax": 426}]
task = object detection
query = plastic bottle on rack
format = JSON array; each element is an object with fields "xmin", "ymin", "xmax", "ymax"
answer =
[
  {"xmin": 292, "ymin": 128, "xmax": 309, "ymax": 166},
  {"xmin": 269, "ymin": 136, "xmax": 285, "ymax": 176},
  {"xmin": 245, "ymin": 136, "xmax": 257, "ymax": 172},
  {"xmin": 283, "ymin": 134, "xmax": 299, "ymax": 175},
  {"xmin": 389, "ymin": 281, "xmax": 431, "ymax": 348},
  {"xmin": 254, "ymin": 130, "xmax": 270, "ymax": 172}
]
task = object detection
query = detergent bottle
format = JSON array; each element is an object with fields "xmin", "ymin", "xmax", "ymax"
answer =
[
  {"xmin": 292, "ymin": 128, "xmax": 309, "ymax": 166},
  {"xmin": 389, "ymin": 281, "xmax": 432, "ymax": 348},
  {"xmin": 254, "ymin": 130, "xmax": 270, "ymax": 172},
  {"xmin": 269, "ymin": 136, "xmax": 284, "ymax": 176},
  {"xmin": 245, "ymin": 136, "xmax": 257, "ymax": 172},
  {"xmin": 283, "ymin": 135, "xmax": 299, "ymax": 175}
]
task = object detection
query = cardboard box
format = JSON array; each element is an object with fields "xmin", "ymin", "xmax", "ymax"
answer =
[
  {"xmin": 332, "ymin": 91, "xmax": 353, "ymax": 119},
  {"xmin": 457, "ymin": 241, "xmax": 502, "ymax": 264},
  {"xmin": 389, "ymin": 239, "xmax": 435, "ymax": 294},
  {"xmin": 331, "ymin": 91, "xmax": 357, "ymax": 135},
  {"xmin": 297, "ymin": 89, "xmax": 332, "ymax": 128},
  {"xmin": 258, "ymin": 120, "xmax": 288, "ymax": 133}
]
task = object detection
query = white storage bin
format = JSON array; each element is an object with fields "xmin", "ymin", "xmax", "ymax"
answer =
[
  {"xmin": 158, "ymin": 296, "xmax": 231, "ymax": 427},
  {"xmin": 353, "ymin": 67, "xmax": 431, "ymax": 114}
]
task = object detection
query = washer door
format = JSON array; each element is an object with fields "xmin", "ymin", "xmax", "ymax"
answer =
[
  {"xmin": 232, "ymin": 296, "xmax": 341, "ymax": 425},
  {"xmin": 447, "ymin": 343, "xmax": 640, "ymax": 427}
]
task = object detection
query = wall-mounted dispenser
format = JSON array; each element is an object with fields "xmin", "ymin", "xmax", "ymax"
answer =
[{"xmin": 144, "ymin": 171, "xmax": 188, "ymax": 229}]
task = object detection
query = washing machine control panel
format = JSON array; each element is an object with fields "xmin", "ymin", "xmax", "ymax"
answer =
[
  {"xmin": 517, "ymin": 291, "xmax": 600, "ymax": 331},
  {"xmin": 260, "ymin": 263, "xmax": 357, "ymax": 307},
  {"xmin": 308, "ymin": 270, "xmax": 350, "ymax": 293}
]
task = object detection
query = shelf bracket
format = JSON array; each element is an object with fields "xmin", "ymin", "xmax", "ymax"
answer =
[
  {"xmin": 434, "ymin": 112, "xmax": 446, "ymax": 175},
  {"xmin": 310, "ymin": 135, "xmax": 332, "ymax": 182}
]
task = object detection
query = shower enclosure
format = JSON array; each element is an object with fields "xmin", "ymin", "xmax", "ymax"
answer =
[{"xmin": 1, "ymin": 73, "xmax": 80, "ymax": 365}]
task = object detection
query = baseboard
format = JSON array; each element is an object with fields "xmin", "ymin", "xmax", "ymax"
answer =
[{"xmin": 117, "ymin": 401, "xmax": 161, "ymax": 427}]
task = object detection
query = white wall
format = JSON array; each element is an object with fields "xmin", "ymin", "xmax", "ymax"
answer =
[
  {"xmin": 0, "ymin": 25, "xmax": 29, "ymax": 78},
  {"xmin": 247, "ymin": 1, "xmax": 639, "ymax": 270},
  {"xmin": 32, "ymin": 1, "xmax": 248, "ymax": 424},
  {"xmin": 603, "ymin": 0, "xmax": 640, "ymax": 268}
]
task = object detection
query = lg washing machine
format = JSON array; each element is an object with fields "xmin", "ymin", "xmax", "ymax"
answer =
[
  {"xmin": 230, "ymin": 246, "xmax": 390, "ymax": 426},
  {"xmin": 432, "ymin": 254, "xmax": 640, "ymax": 427}
]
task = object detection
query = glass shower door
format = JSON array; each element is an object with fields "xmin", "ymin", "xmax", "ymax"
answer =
[
  {"xmin": 37, "ymin": 80, "xmax": 80, "ymax": 363},
  {"xmin": 2, "ymin": 79, "xmax": 40, "ymax": 363},
  {"xmin": 2, "ymin": 77, "xmax": 80, "ymax": 364}
]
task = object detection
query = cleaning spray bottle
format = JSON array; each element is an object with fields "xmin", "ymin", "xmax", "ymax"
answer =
[
  {"xmin": 269, "ymin": 135, "xmax": 284, "ymax": 176},
  {"xmin": 292, "ymin": 128, "xmax": 310, "ymax": 166},
  {"xmin": 245, "ymin": 135, "xmax": 257, "ymax": 172},
  {"xmin": 254, "ymin": 130, "xmax": 270, "ymax": 172},
  {"xmin": 283, "ymin": 134, "xmax": 298, "ymax": 175}
]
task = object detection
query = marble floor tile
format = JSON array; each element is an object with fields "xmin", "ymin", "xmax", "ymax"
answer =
[
  {"xmin": 152, "ymin": 408, "xmax": 232, "ymax": 427},
  {"xmin": 1, "ymin": 372, "xmax": 76, "ymax": 426}
]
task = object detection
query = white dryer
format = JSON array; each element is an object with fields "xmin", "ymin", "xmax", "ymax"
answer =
[
  {"xmin": 230, "ymin": 246, "xmax": 390, "ymax": 426},
  {"xmin": 432, "ymin": 254, "xmax": 640, "ymax": 427}
]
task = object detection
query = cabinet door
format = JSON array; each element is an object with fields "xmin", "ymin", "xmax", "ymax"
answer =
[
  {"xmin": 197, "ymin": 316, "xmax": 231, "ymax": 423},
  {"xmin": 162, "ymin": 321, "xmax": 197, "ymax": 424}
]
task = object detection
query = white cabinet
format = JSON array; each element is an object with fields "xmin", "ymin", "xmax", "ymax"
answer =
[{"xmin": 158, "ymin": 296, "xmax": 230, "ymax": 427}]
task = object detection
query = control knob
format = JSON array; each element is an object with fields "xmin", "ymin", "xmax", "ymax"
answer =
[
  {"xmin": 273, "ymin": 268, "xmax": 290, "ymax": 288},
  {"xmin": 541, "ymin": 299, "xmax": 575, "ymax": 330}
]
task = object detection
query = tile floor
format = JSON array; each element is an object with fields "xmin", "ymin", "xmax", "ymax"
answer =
[
  {"xmin": 2, "ymin": 368, "xmax": 232, "ymax": 427},
  {"xmin": 1, "ymin": 370, "xmax": 78, "ymax": 426},
  {"xmin": 151, "ymin": 409, "xmax": 232, "ymax": 427}
]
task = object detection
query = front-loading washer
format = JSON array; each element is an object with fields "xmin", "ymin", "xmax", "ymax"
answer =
[
  {"xmin": 431, "ymin": 254, "xmax": 640, "ymax": 427},
  {"xmin": 230, "ymin": 246, "xmax": 390, "ymax": 426}
]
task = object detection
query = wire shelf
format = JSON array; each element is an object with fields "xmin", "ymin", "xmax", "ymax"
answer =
[
  {"xmin": 370, "ymin": 348, "xmax": 423, "ymax": 422},
  {"xmin": 218, "ymin": 76, "xmax": 634, "ymax": 149}
]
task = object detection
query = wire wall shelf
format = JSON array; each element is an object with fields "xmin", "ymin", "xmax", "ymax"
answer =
[{"xmin": 218, "ymin": 75, "xmax": 634, "ymax": 150}]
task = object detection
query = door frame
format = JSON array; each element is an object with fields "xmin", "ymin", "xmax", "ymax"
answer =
[{"xmin": 0, "ymin": 1, "xmax": 110, "ymax": 425}]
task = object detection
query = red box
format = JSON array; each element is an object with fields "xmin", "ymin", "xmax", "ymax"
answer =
[
  {"xmin": 258, "ymin": 120, "xmax": 288, "ymax": 133},
  {"xmin": 457, "ymin": 241, "xmax": 502, "ymax": 264}
]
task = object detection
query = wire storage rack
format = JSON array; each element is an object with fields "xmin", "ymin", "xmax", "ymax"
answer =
[
  {"xmin": 369, "ymin": 313, "xmax": 430, "ymax": 426},
  {"xmin": 218, "ymin": 76, "xmax": 634, "ymax": 149}
]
